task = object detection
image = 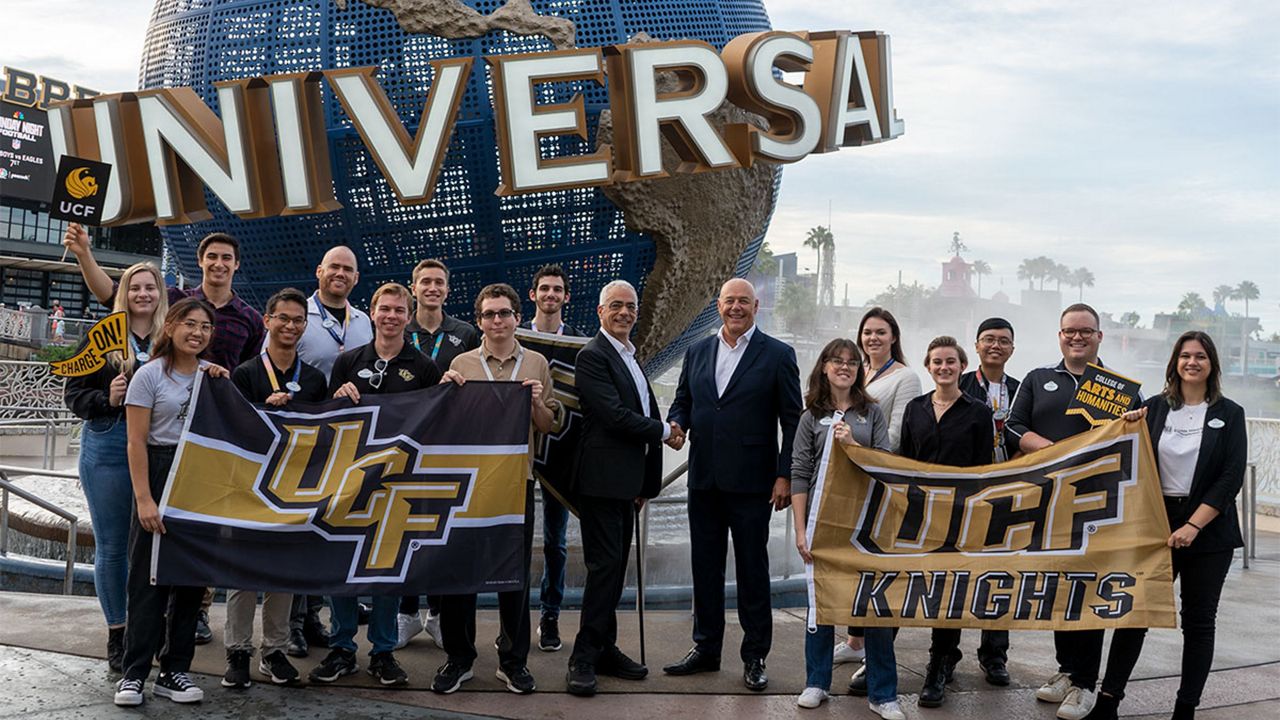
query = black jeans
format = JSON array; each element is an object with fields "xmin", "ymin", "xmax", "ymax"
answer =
[
  {"xmin": 929, "ymin": 629, "xmax": 1009, "ymax": 666},
  {"xmin": 569, "ymin": 495, "xmax": 634, "ymax": 667},
  {"xmin": 1054, "ymin": 629, "xmax": 1105, "ymax": 690},
  {"xmin": 1099, "ymin": 508, "xmax": 1234, "ymax": 705},
  {"xmin": 440, "ymin": 480, "xmax": 534, "ymax": 669},
  {"xmin": 688, "ymin": 487, "xmax": 773, "ymax": 662},
  {"xmin": 122, "ymin": 445, "xmax": 205, "ymax": 682},
  {"xmin": 290, "ymin": 594, "xmax": 326, "ymax": 631}
]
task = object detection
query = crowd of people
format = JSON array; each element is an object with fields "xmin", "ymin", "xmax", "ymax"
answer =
[{"xmin": 59, "ymin": 224, "xmax": 1247, "ymax": 719}]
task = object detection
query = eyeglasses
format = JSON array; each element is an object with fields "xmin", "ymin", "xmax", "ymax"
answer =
[
  {"xmin": 367, "ymin": 358, "xmax": 388, "ymax": 389},
  {"xmin": 479, "ymin": 308, "xmax": 516, "ymax": 321},
  {"xmin": 825, "ymin": 357, "xmax": 861, "ymax": 369},
  {"xmin": 268, "ymin": 314, "xmax": 308, "ymax": 327},
  {"xmin": 1060, "ymin": 328, "xmax": 1098, "ymax": 339},
  {"xmin": 978, "ymin": 336, "xmax": 1014, "ymax": 348},
  {"xmin": 179, "ymin": 320, "xmax": 213, "ymax": 333}
]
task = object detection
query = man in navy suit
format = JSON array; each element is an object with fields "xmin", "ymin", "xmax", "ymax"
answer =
[
  {"xmin": 662, "ymin": 278, "xmax": 802, "ymax": 691},
  {"xmin": 565, "ymin": 280, "xmax": 671, "ymax": 696}
]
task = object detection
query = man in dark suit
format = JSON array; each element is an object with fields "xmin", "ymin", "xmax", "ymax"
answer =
[
  {"xmin": 663, "ymin": 278, "xmax": 802, "ymax": 691},
  {"xmin": 565, "ymin": 280, "xmax": 672, "ymax": 697}
]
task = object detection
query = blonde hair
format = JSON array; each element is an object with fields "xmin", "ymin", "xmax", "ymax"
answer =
[
  {"xmin": 110, "ymin": 262, "xmax": 168, "ymax": 375},
  {"xmin": 371, "ymin": 282, "xmax": 412, "ymax": 311}
]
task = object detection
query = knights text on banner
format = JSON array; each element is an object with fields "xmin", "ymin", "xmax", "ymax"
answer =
[
  {"xmin": 808, "ymin": 419, "xmax": 1175, "ymax": 630},
  {"xmin": 152, "ymin": 374, "xmax": 531, "ymax": 596}
]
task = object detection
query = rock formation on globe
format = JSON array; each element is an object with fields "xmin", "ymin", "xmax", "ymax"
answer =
[{"xmin": 341, "ymin": 0, "xmax": 577, "ymax": 50}]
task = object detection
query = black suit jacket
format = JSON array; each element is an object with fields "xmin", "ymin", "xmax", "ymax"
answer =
[
  {"xmin": 572, "ymin": 331, "xmax": 664, "ymax": 500},
  {"xmin": 668, "ymin": 328, "xmax": 802, "ymax": 494},
  {"xmin": 1144, "ymin": 394, "xmax": 1247, "ymax": 554}
]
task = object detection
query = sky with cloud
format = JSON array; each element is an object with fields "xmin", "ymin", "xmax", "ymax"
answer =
[{"xmin": 6, "ymin": 1, "xmax": 1277, "ymax": 333}]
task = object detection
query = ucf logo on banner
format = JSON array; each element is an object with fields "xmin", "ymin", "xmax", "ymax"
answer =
[
  {"xmin": 152, "ymin": 375, "xmax": 531, "ymax": 596},
  {"xmin": 809, "ymin": 420, "xmax": 1176, "ymax": 630}
]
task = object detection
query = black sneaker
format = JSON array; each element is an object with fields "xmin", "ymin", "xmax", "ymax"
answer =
[
  {"xmin": 107, "ymin": 627, "xmax": 125, "ymax": 674},
  {"xmin": 303, "ymin": 618, "xmax": 331, "ymax": 649},
  {"xmin": 431, "ymin": 661, "xmax": 474, "ymax": 694},
  {"xmin": 566, "ymin": 662, "xmax": 597, "ymax": 697},
  {"xmin": 194, "ymin": 610, "xmax": 213, "ymax": 645},
  {"xmin": 848, "ymin": 663, "xmax": 868, "ymax": 696},
  {"xmin": 221, "ymin": 649, "xmax": 252, "ymax": 689},
  {"xmin": 538, "ymin": 615, "xmax": 562, "ymax": 652},
  {"xmin": 114, "ymin": 678, "xmax": 144, "ymax": 707},
  {"xmin": 259, "ymin": 650, "xmax": 300, "ymax": 685},
  {"xmin": 154, "ymin": 671, "xmax": 204, "ymax": 703},
  {"xmin": 368, "ymin": 651, "xmax": 409, "ymax": 687},
  {"xmin": 308, "ymin": 648, "xmax": 359, "ymax": 683},
  {"xmin": 496, "ymin": 665, "xmax": 536, "ymax": 694},
  {"xmin": 286, "ymin": 627, "xmax": 309, "ymax": 658}
]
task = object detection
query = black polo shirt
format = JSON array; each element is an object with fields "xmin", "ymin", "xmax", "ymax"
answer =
[
  {"xmin": 899, "ymin": 392, "xmax": 995, "ymax": 467},
  {"xmin": 405, "ymin": 314, "xmax": 480, "ymax": 370},
  {"xmin": 329, "ymin": 340, "xmax": 443, "ymax": 397},
  {"xmin": 232, "ymin": 352, "xmax": 328, "ymax": 405}
]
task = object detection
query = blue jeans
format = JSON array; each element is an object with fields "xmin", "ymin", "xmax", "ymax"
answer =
[
  {"xmin": 803, "ymin": 624, "xmax": 835, "ymax": 690},
  {"xmin": 539, "ymin": 486, "xmax": 569, "ymax": 618},
  {"xmin": 328, "ymin": 596, "xmax": 396, "ymax": 655},
  {"xmin": 864, "ymin": 627, "xmax": 898, "ymax": 704},
  {"xmin": 78, "ymin": 415, "xmax": 132, "ymax": 626}
]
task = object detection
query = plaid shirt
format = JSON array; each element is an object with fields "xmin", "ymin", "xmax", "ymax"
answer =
[{"xmin": 165, "ymin": 286, "xmax": 264, "ymax": 371}]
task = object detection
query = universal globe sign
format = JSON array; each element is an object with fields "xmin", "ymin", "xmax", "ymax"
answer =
[{"xmin": 47, "ymin": 1, "xmax": 904, "ymax": 371}]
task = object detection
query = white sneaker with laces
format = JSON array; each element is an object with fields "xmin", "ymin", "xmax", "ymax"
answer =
[
  {"xmin": 832, "ymin": 642, "xmax": 866, "ymax": 664},
  {"xmin": 869, "ymin": 698, "xmax": 906, "ymax": 720},
  {"xmin": 424, "ymin": 609, "xmax": 444, "ymax": 648},
  {"xmin": 394, "ymin": 612, "xmax": 424, "ymax": 650},
  {"xmin": 1057, "ymin": 687, "xmax": 1096, "ymax": 720},
  {"xmin": 1036, "ymin": 671, "xmax": 1072, "ymax": 703},
  {"xmin": 114, "ymin": 678, "xmax": 144, "ymax": 707},
  {"xmin": 797, "ymin": 687, "xmax": 829, "ymax": 708}
]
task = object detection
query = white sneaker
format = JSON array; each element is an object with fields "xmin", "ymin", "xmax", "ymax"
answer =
[
  {"xmin": 114, "ymin": 678, "xmax": 144, "ymax": 706},
  {"xmin": 869, "ymin": 698, "xmax": 906, "ymax": 720},
  {"xmin": 1057, "ymin": 687, "xmax": 1096, "ymax": 720},
  {"xmin": 1036, "ymin": 671, "xmax": 1072, "ymax": 703},
  {"xmin": 797, "ymin": 687, "xmax": 829, "ymax": 708},
  {"xmin": 423, "ymin": 609, "xmax": 444, "ymax": 648},
  {"xmin": 395, "ymin": 612, "xmax": 423, "ymax": 650},
  {"xmin": 833, "ymin": 642, "xmax": 866, "ymax": 665}
]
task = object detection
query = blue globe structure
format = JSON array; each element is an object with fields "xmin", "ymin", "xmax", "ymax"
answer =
[{"xmin": 139, "ymin": 0, "xmax": 779, "ymax": 373}]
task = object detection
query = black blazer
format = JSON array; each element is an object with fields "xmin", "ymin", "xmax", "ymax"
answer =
[
  {"xmin": 668, "ymin": 328, "xmax": 802, "ymax": 494},
  {"xmin": 572, "ymin": 332, "xmax": 664, "ymax": 500},
  {"xmin": 1144, "ymin": 394, "xmax": 1247, "ymax": 554}
]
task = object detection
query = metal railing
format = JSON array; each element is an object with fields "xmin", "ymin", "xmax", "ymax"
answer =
[
  {"xmin": 1241, "ymin": 463, "xmax": 1258, "ymax": 569},
  {"xmin": 0, "ymin": 466, "xmax": 80, "ymax": 594},
  {"xmin": 0, "ymin": 417, "xmax": 81, "ymax": 469}
]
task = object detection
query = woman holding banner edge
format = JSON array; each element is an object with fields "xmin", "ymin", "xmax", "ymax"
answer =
[
  {"xmin": 114, "ymin": 297, "xmax": 229, "ymax": 707},
  {"xmin": 790, "ymin": 339, "xmax": 890, "ymax": 709},
  {"xmin": 1087, "ymin": 331, "xmax": 1246, "ymax": 720},
  {"xmin": 64, "ymin": 261, "xmax": 168, "ymax": 673}
]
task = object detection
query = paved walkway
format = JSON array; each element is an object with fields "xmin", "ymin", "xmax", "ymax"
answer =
[{"xmin": 2, "ymin": 532, "xmax": 1279, "ymax": 718}]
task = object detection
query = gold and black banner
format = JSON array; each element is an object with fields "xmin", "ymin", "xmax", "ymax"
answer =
[
  {"xmin": 515, "ymin": 328, "xmax": 589, "ymax": 516},
  {"xmin": 809, "ymin": 420, "xmax": 1175, "ymax": 630},
  {"xmin": 153, "ymin": 374, "xmax": 531, "ymax": 596}
]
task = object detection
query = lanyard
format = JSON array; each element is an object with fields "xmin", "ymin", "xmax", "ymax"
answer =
[
  {"xmin": 482, "ymin": 346, "xmax": 524, "ymax": 381},
  {"xmin": 411, "ymin": 331, "xmax": 446, "ymax": 360},
  {"xmin": 979, "ymin": 370, "xmax": 1010, "ymax": 420},
  {"xmin": 313, "ymin": 295, "xmax": 348, "ymax": 351},
  {"xmin": 129, "ymin": 333, "xmax": 151, "ymax": 363},
  {"xmin": 261, "ymin": 351, "xmax": 302, "ymax": 395},
  {"xmin": 868, "ymin": 358, "xmax": 896, "ymax": 384}
]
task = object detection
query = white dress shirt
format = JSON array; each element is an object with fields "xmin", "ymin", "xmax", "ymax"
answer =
[
  {"xmin": 715, "ymin": 324, "xmax": 756, "ymax": 398},
  {"xmin": 602, "ymin": 331, "xmax": 670, "ymax": 440}
]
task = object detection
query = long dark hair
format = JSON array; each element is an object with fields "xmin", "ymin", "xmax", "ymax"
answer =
[
  {"xmin": 1163, "ymin": 330, "xmax": 1222, "ymax": 410},
  {"xmin": 805, "ymin": 339, "xmax": 874, "ymax": 415},
  {"xmin": 152, "ymin": 297, "xmax": 216, "ymax": 374},
  {"xmin": 857, "ymin": 306, "xmax": 906, "ymax": 365}
]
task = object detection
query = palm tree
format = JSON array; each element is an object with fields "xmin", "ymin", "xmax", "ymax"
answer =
[
  {"xmin": 1050, "ymin": 262, "xmax": 1071, "ymax": 292},
  {"xmin": 1178, "ymin": 292, "xmax": 1207, "ymax": 316},
  {"xmin": 971, "ymin": 259, "xmax": 991, "ymax": 297},
  {"xmin": 753, "ymin": 241, "xmax": 778, "ymax": 277},
  {"xmin": 1120, "ymin": 311, "xmax": 1140, "ymax": 328},
  {"xmin": 1017, "ymin": 259, "xmax": 1036, "ymax": 290},
  {"xmin": 1070, "ymin": 267, "xmax": 1095, "ymax": 301},
  {"xmin": 804, "ymin": 226, "xmax": 836, "ymax": 306},
  {"xmin": 1236, "ymin": 280, "xmax": 1259, "ymax": 319},
  {"xmin": 1212, "ymin": 284, "xmax": 1236, "ymax": 311},
  {"xmin": 1035, "ymin": 256, "xmax": 1057, "ymax": 290},
  {"xmin": 949, "ymin": 231, "xmax": 968, "ymax": 257},
  {"xmin": 1236, "ymin": 280, "xmax": 1260, "ymax": 377}
]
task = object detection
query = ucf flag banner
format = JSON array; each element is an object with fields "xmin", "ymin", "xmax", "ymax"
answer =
[
  {"xmin": 808, "ymin": 420, "xmax": 1176, "ymax": 630},
  {"xmin": 152, "ymin": 374, "xmax": 531, "ymax": 596},
  {"xmin": 514, "ymin": 328, "xmax": 590, "ymax": 516}
]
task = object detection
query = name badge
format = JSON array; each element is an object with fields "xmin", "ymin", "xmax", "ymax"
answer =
[
  {"xmin": 819, "ymin": 417, "xmax": 834, "ymax": 426},
  {"xmin": 1207, "ymin": 418, "xmax": 1225, "ymax": 429},
  {"xmin": 285, "ymin": 382, "xmax": 302, "ymax": 393},
  {"xmin": 357, "ymin": 368, "xmax": 374, "ymax": 379},
  {"xmin": 1043, "ymin": 381, "xmax": 1059, "ymax": 392}
]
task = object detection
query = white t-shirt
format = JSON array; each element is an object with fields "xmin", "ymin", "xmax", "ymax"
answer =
[
  {"xmin": 125, "ymin": 359, "xmax": 207, "ymax": 446},
  {"xmin": 1158, "ymin": 402, "xmax": 1207, "ymax": 497}
]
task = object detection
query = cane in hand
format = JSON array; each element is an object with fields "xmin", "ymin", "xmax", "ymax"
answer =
[{"xmin": 635, "ymin": 503, "xmax": 646, "ymax": 665}]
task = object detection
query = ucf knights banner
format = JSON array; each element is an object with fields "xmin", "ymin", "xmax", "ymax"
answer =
[
  {"xmin": 515, "ymin": 328, "xmax": 590, "ymax": 516},
  {"xmin": 153, "ymin": 374, "xmax": 531, "ymax": 596},
  {"xmin": 808, "ymin": 420, "xmax": 1176, "ymax": 630}
]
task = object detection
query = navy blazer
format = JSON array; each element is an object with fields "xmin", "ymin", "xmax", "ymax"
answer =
[
  {"xmin": 668, "ymin": 328, "xmax": 802, "ymax": 494},
  {"xmin": 1144, "ymin": 394, "xmax": 1247, "ymax": 554},
  {"xmin": 572, "ymin": 331, "xmax": 665, "ymax": 501}
]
